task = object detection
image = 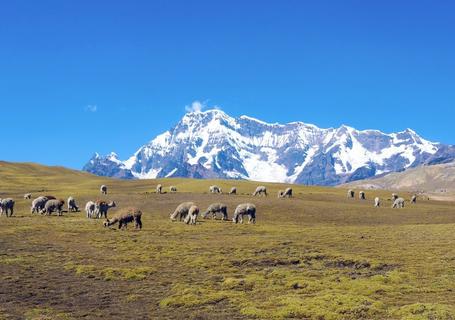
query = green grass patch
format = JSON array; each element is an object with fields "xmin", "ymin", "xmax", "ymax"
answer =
[
  {"xmin": 64, "ymin": 262, "xmax": 155, "ymax": 281},
  {"xmin": 160, "ymin": 284, "xmax": 230, "ymax": 308},
  {"xmin": 25, "ymin": 307, "xmax": 72, "ymax": 320},
  {"xmin": 391, "ymin": 303, "xmax": 455, "ymax": 320}
]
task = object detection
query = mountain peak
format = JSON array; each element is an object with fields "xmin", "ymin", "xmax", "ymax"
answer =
[
  {"xmin": 337, "ymin": 124, "xmax": 356, "ymax": 133},
  {"xmin": 83, "ymin": 109, "xmax": 449, "ymax": 185},
  {"xmin": 184, "ymin": 108, "xmax": 228, "ymax": 118},
  {"xmin": 181, "ymin": 109, "xmax": 233, "ymax": 124},
  {"xmin": 239, "ymin": 114, "xmax": 288, "ymax": 127},
  {"xmin": 402, "ymin": 128, "xmax": 422, "ymax": 138}
]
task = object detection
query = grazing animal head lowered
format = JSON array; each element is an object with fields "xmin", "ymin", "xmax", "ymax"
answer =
[
  {"xmin": 31, "ymin": 196, "xmax": 48, "ymax": 214},
  {"xmin": 104, "ymin": 207, "xmax": 142, "ymax": 230},
  {"xmin": 44, "ymin": 199, "xmax": 65, "ymax": 216},
  {"xmin": 184, "ymin": 205, "xmax": 199, "ymax": 225},
  {"xmin": 392, "ymin": 197, "xmax": 405, "ymax": 209},
  {"xmin": 170, "ymin": 202, "xmax": 195, "ymax": 222},
  {"xmin": 253, "ymin": 186, "xmax": 267, "ymax": 197},
  {"xmin": 233, "ymin": 203, "xmax": 256, "ymax": 224},
  {"xmin": 202, "ymin": 203, "xmax": 228, "ymax": 220}
]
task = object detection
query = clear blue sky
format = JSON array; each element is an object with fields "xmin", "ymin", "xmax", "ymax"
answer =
[{"xmin": 1, "ymin": 1, "xmax": 454, "ymax": 169}]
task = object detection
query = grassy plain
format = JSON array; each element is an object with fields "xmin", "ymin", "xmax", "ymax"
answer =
[{"xmin": 1, "ymin": 161, "xmax": 455, "ymax": 319}]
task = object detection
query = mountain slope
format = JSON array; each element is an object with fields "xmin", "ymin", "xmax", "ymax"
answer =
[
  {"xmin": 83, "ymin": 109, "xmax": 453, "ymax": 185},
  {"xmin": 0, "ymin": 161, "xmax": 106, "ymax": 195},
  {"xmin": 342, "ymin": 161, "xmax": 455, "ymax": 194}
]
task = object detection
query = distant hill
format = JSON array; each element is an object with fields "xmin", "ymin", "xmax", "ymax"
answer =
[
  {"xmin": 0, "ymin": 161, "xmax": 106, "ymax": 195},
  {"xmin": 0, "ymin": 160, "xmax": 332, "ymax": 198},
  {"xmin": 342, "ymin": 161, "xmax": 455, "ymax": 200}
]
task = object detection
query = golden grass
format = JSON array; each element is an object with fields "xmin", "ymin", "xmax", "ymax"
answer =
[{"xmin": 0, "ymin": 161, "xmax": 455, "ymax": 319}]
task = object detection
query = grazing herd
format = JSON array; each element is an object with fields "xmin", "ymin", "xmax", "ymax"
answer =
[
  {"xmin": 0, "ymin": 184, "xmax": 278, "ymax": 226},
  {"xmin": 0, "ymin": 183, "xmax": 423, "ymax": 230},
  {"xmin": 169, "ymin": 201, "xmax": 256, "ymax": 225},
  {"xmin": 155, "ymin": 184, "xmax": 178, "ymax": 194},
  {"xmin": 165, "ymin": 185, "xmax": 277, "ymax": 225},
  {"xmin": 347, "ymin": 189, "xmax": 418, "ymax": 208}
]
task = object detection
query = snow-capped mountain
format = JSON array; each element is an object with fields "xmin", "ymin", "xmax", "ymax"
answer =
[{"xmin": 83, "ymin": 109, "xmax": 454, "ymax": 185}]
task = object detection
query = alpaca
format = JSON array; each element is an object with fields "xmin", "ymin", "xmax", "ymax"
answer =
[
  {"xmin": 232, "ymin": 203, "xmax": 256, "ymax": 224},
  {"xmin": 100, "ymin": 185, "xmax": 108, "ymax": 195},
  {"xmin": 170, "ymin": 202, "xmax": 195, "ymax": 221},
  {"xmin": 31, "ymin": 196, "xmax": 48, "ymax": 214},
  {"xmin": 104, "ymin": 208, "xmax": 142, "ymax": 230},
  {"xmin": 374, "ymin": 197, "xmax": 380, "ymax": 207},
  {"xmin": 209, "ymin": 185, "xmax": 222, "ymax": 194},
  {"xmin": 0, "ymin": 198, "xmax": 15, "ymax": 217},
  {"xmin": 252, "ymin": 186, "xmax": 267, "ymax": 197},
  {"xmin": 85, "ymin": 201, "xmax": 96, "ymax": 219},
  {"xmin": 95, "ymin": 200, "xmax": 116, "ymax": 219},
  {"xmin": 184, "ymin": 205, "xmax": 199, "ymax": 225},
  {"xmin": 280, "ymin": 188, "xmax": 292, "ymax": 198},
  {"xmin": 44, "ymin": 199, "xmax": 65, "ymax": 216},
  {"xmin": 392, "ymin": 198, "xmax": 405, "ymax": 208},
  {"xmin": 201, "ymin": 203, "xmax": 228, "ymax": 220},
  {"xmin": 67, "ymin": 197, "xmax": 79, "ymax": 212}
]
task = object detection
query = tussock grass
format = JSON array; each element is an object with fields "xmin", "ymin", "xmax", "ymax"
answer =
[
  {"xmin": 25, "ymin": 307, "xmax": 72, "ymax": 320},
  {"xmin": 64, "ymin": 262, "xmax": 155, "ymax": 281},
  {"xmin": 1, "ymin": 161, "xmax": 455, "ymax": 319}
]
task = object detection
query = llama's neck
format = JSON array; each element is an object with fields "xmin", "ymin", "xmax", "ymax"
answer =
[{"xmin": 107, "ymin": 217, "xmax": 119, "ymax": 226}]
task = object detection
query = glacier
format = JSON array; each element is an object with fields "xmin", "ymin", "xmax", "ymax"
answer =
[{"xmin": 83, "ymin": 109, "xmax": 454, "ymax": 185}]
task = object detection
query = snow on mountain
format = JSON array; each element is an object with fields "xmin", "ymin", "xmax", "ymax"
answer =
[{"xmin": 83, "ymin": 109, "xmax": 451, "ymax": 185}]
